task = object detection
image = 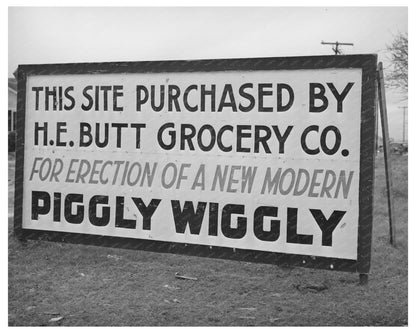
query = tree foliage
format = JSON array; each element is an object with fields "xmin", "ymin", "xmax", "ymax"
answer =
[{"xmin": 386, "ymin": 32, "xmax": 408, "ymax": 92}]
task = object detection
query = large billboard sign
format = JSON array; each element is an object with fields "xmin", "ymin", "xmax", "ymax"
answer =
[{"xmin": 14, "ymin": 55, "xmax": 377, "ymax": 273}]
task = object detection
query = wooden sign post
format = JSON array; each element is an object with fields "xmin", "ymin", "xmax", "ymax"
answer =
[{"xmin": 376, "ymin": 62, "xmax": 396, "ymax": 247}]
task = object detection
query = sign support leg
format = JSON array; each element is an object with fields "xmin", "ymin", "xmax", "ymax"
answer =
[
  {"xmin": 374, "ymin": 87, "xmax": 379, "ymax": 155},
  {"xmin": 359, "ymin": 273, "xmax": 369, "ymax": 285},
  {"xmin": 377, "ymin": 62, "xmax": 396, "ymax": 247}
]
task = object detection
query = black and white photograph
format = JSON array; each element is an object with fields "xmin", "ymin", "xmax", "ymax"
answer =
[{"xmin": 6, "ymin": 2, "xmax": 409, "ymax": 327}]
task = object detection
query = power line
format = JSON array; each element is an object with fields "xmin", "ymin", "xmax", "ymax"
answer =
[{"xmin": 321, "ymin": 41, "xmax": 354, "ymax": 55}]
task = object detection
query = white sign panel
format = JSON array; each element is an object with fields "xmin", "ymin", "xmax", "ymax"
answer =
[{"xmin": 21, "ymin": 65, "xmax": 364, "ymax": 261}]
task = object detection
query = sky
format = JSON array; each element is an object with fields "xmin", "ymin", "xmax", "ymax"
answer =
[{"xmin": 8, "ymin": 6, "xmax": 408, "ymax": 140}]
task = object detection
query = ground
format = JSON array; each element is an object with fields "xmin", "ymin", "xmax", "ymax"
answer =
[{"xmin": 8, "ymin": 152, "xmax": 408, "ymax": 326}]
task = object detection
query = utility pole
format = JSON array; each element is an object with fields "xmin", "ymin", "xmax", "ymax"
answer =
[
  {"xmin": 321, "ymin": 41, "xmax": 354, "ymax": 55},
  {"xmin": 399, "ymin": 106, "xmax": 407, "ymax": 143}
]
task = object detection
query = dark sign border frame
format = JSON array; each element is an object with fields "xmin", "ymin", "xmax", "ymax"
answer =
[{"xmin": 14, "ymin": 54, "xmax": 377, "ymax": 273}]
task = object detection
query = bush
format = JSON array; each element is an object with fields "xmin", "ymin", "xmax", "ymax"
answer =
[{"xmin": 8, "ymin": 131, "xmax": 16, "ymax": 152}]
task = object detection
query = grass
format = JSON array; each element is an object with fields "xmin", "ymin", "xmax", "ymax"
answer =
[{"xmin": 8, "ymin": 152, "xmax": 408, "ymax": 326}]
